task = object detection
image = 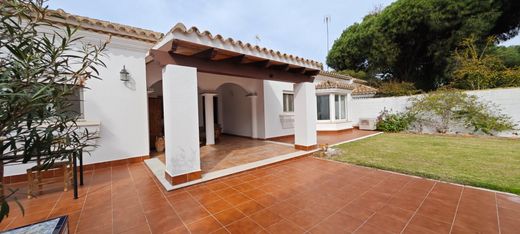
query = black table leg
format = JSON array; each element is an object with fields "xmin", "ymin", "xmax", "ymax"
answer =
[
  {"xmin": 79, "ymin": 150, "xmax": 84, "ymax": 186},
  {"xmin": 72, "ymin": 152, "xmax": 78, "ymax": 199}
]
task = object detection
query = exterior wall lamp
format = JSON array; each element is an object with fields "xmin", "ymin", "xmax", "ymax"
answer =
[{"xmin": 120, "ymin": 65, "xmax": 130, "ymax": 81}]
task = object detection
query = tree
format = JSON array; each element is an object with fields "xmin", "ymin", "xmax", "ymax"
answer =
[
  {"xmin": 327, "ymin": 0, "xmax": 520, "ymax": 91},
  {"xmin": 0, "ymin": 0, "xmax": 107, "ymax": 222},
  {"xmin": 490, "ymin": 45, "xmax": 520, "ymax": 68},
  {"xmin": 451, "ymin": 36, "xmax": 520, "ymax": 90}
]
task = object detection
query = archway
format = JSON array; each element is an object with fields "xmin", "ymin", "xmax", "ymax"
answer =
[{"xmin": 216, "ymin": 83, "xmax": 252, "ymax": 137}]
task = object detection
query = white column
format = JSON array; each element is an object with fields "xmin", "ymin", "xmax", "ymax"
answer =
[
  {"xmin": 329, "ymin": 93, "xmax": 336, "ymax": 121},
  {"xmin": 293, "ymin": 82, "xmax": 317, "ymax": 149},
  {"xmin": 248, "ymin": 94, "xmax": 258, "ymax": 139},
  {"xmin": 162, "ymin": 65, "xmax": 201, "ymax": 177},
  {"xmin": 346, "ymin": 92, "xmax": 353, "ymax": 121},
  {"xmin": 202, "ymin": 93, "xmax": 217, "ymax": 145}
]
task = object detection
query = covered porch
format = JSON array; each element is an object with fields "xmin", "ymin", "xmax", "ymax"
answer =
[{"xmin": 145, "ymin": 24, "xmax": 322, "ymax": 189}]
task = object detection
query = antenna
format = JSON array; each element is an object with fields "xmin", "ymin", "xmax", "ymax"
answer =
[{"xmin": 324, "ymin": 15, "xmax": 331, "ymax": 71}]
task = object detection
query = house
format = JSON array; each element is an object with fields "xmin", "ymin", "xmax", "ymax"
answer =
[{"xmin": 4, "ymin": 9, "xmax": 377, "ymax": 188}]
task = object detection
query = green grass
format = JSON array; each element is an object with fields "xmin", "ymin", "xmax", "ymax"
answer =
[{"xmin": 331, "ymin": 133, "xmax": 520, "ymax": 195}]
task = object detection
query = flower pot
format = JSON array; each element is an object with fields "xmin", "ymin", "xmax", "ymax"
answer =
[{"xmin": 155, "ymin": 136, "xmax": 165, "ymax": 153}]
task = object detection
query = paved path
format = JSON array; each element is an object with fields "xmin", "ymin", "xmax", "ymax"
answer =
[{"xmin": 4, "ymin": 157, "xmax": 520, "ymax": 233}]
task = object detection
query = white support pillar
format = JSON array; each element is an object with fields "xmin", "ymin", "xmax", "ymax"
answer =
[
  {"xmin": 293, "ymin": 82, "xmax": 317, "ymax": 150},
  {"xmin": 202, "ymin": 93, "xmax": 217, "ymax": 145},
  {"xmin": 346, "ymin": 92, "xmax": 353, "ymax": 121},
  {"xmin": 248, "ymin": 94, "xmax": 258, "ymax": 139},
  {"xmin": 162, "ymin": 65, "xmax": 201, "ymax": 183},
  {"xmin": 329, "ymin": 93, "xmax": 336, "ymax": 121}
]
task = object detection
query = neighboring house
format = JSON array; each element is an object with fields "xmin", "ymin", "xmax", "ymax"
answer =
[{"xmin": 5, "ymin": 9, "xmax": 376, "ymax": 187}]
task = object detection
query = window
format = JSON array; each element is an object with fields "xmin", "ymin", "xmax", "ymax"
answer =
[
  {"xmin": 335, "ymin": 95, "xmax": 346, "ymax": 120},
  {"xmin": 64, "ymin": 86, "xmax": 84, "ymax": 119},
  {"xmin": 316, "ymin": 95, "xmax": 330, "ymax": 120},
  {"xmin": 283, "ymin": 93, "xmax": 294, "ymax": 112}
]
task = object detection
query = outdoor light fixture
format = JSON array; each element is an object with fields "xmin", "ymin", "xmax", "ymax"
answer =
[{"xmin": 120, "ymin": 65, "xmax": 130, "ymax": 81}]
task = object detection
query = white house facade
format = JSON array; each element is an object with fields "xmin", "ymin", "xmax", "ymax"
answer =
[{"xmin": 5, "ymin": 9, "xmax": 377, "ymax": 188}]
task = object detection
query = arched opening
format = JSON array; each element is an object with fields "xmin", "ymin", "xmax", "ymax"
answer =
[{"xmin": 215, "ymin": 83, "xmax": 252, "ymax": 137}]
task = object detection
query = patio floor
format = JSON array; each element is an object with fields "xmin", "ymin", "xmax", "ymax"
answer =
[
  {"xmin": 3, "ymin": 157, "xmax": 520, "ymax": 234},
  {"xmin": 156, "ymin": 135, "xmax": 299, "ymax": 173},
  {"xmin": 270, "ymin": 128, "xmax": 381, "ymax": 145}
]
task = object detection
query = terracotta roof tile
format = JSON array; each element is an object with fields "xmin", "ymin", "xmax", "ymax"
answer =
[{"xmin": 315, "ymin": 80, "xmax": 355, "ymax": 90}]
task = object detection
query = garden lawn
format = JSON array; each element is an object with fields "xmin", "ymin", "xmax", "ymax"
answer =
[{"xmin": 332, "ymin": 133, "xmax": 520, "ymax": 195}]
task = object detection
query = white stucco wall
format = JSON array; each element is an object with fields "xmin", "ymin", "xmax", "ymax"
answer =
[
  {"xmin": 263, "ymin": 80, "xmax": 295, "ymax": 138},
  {"xmin": 351, "ymin": 88, "xmax": 520, "ymax": 136},
  {"xmin": 5, "ymin": 31, "xmax": 152, "ymax": 176}
]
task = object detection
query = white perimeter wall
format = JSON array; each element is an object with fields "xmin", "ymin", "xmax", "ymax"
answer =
[
  {"xmin": 351, "ymin": 88, "xmax": 520, "ymax": 135},
  {"xmin": 5, "ymin": 31, "xmax": 152, "ymax": 176}
]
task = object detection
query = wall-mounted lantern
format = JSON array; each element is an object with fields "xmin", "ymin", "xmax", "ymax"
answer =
[{"xmin": 120, "ymin": 66, "xmax": 130, "ymax": 81}]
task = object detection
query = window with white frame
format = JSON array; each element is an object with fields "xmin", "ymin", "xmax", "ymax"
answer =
[
  {"xmin": 335, "ymin": 94, "xmax": 346, "ymax": 120},
  {"xmin": 316, "ymin": 95, "xmax": 330, "ymax": 120},
  {"xmin": 283, "ymin": 92, "xmax": 294, "ymax": 113}
]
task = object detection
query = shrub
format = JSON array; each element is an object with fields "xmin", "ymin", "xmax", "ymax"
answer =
[
  {"xmin": 408, "ymin": 90, "xmax": 516, "ymax": 135},
  {"xmin": 376, "ymin": 109, "xmax": 415, "ymax": 132}
]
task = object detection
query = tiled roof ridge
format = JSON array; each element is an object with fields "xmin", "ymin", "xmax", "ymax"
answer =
[
  {"xmin": 47, "ymin": 8, "xmax": 163, "ymax": 43},
  {"xmin": 167, "ymin": 23, "xmax": 323, "ymax": 69},
  {"xmin": 316, "ymin": 80, "xmax": 355, "ymax": 90}
]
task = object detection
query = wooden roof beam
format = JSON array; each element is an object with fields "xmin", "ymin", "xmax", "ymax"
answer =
[
  {"xmin": 191, "ymin": 48, "xmax": 217, "ymax": 60},
  {"xmin": 218, "ymin": 54, "xmax": 246, "ymax": 63},
  {"xmin": 150, "ymin": 49, "xmax": 314, "ymax": 83},
  {"xmin": 288, "ymin": 67, "xmax": 306, "ymax": 74}
]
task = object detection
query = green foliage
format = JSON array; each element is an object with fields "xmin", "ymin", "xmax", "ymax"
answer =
[
  {"xmin": 0, "ymin": 0, "xmax": 107, "ymax": 222},
  {"xmin": 451, "ymin": 36, "xmax": 520, "ymax": 90},
  {"xmin": 408, "ymin": 90, "xmax": 516, "ymax": 134},
  {"xmin": 336, "ymin": 69, "xmax": 368, "ymax": 80},
  {"xmin": 327, "ymin": 0, "xmax": 520, "ymax": 90},
  {"xmin": 376, "ymin": 81, "xmax": 421, "ymax": 97},
  {"xmin": 490, "ymin": 45, "xmax": 520, "ymax": 68},
  {"xmin": 376, "ymin": 110, "xmax": 415, "ymax": 132}
]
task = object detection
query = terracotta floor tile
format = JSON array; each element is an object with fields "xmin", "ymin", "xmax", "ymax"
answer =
[
  {"xmin": 203, "ymin": 198, "xmax": 233, "ymax": 214},
  {"xmin": 225, "ymin": 217, "xmax": 264, "ymax": 234},
  {"xmin": 286, "ymin": 208, "xmax": 327, "ymax": 230},
  {"xmin": 354, "ymin": 223, "xmax": 393, "ymax": 234},
  {"xmin": 214, "ymin": 208, "xmax": 246, "ymax": 226},
  {"xmin": 187, "ymin": 216, "xmax": 223, "ymax": 234},
  {"xmin": 416, "ymin": 198, "xmax": 458, "ymax": 224},
  {"xmin": 265, "ymin": 219, "xmax": 305, "ymax": 234},
  {"xmin": 266, "ymin": 202, "xmax": 302, "ymax": 220},
  {"xmin": 249, "ymin": 209, "xmax": 283, "ymax": 228},
  {"xmin": 235, "ymin": 200, "xmax": 265, "ymax": 217},
  {"xmin": 402, "ymin": 214, "xmax": 451, "ymax": 234},
  {"xmin": 4, "ymin": 157, "xmax": 518, "ymax": 233},
  {"xmin": 309, "ymin": 212, "xmax": 364, "ymax": 233},
  {"xmin": 176, "ymin": 205, "xmax": 211, "ymax": 225}
]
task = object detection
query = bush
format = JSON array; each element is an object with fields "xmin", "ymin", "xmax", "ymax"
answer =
[
  {"xmin": 377, "ymin": 81, "xmax": 421, "ymax": 97},
  {"xmin": 376, "ymin": 109, "xmax": 414, "ymax": 132},
  {"xmin": 408, "ymin": 90, "xmax": 516, "ymax": 135}
]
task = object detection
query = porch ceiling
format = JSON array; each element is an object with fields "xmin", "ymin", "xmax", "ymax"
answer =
[{"xmin": 146, "ymin": 23, "xmax": 321, "ymax": 83}]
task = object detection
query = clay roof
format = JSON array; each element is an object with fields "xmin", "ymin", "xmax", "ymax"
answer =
[
  {"xmin": 353, "ymin": 84, "xmax": 378, "ymax": 95},
  {"xmin": 45, "ymin": 9, "xmax": 323, "ymax": 69},
  {"xmin": 47, "ymin": 9, "xmax": 163, "ymax": 43},
  {"xmin": 315, "ymin": 80, "xmax": 355, "ymax": 90},
  {"xmin": 163, "ymin": 23, "xmax": 323, "ymax": 70},
  {"xmin": 319, "ymin": 71, "xmax": 368, "ymax": 84}
]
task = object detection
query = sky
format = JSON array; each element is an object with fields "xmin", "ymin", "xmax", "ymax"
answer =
[{"xmin": 48, "ymin": 0, "xmax": 520, "ymax": 66}]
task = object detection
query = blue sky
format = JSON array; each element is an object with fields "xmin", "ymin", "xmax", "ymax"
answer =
[{"xmin": 48, "ymin": 0, "xmax": 520, "ymax": 65}]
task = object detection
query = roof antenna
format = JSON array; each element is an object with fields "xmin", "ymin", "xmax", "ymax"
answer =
[{"xmin": 324, "ymin": 15, "xmax": 331, "ymax": 71}]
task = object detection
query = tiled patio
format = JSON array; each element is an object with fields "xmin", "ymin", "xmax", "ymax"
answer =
[
  {"xmin": 156, "ymin": 135, "xmax": 299, "ymax": 173},
  {"xmin": 270, "ymin": 128, "xmax": 381, "ymax": 145},
  {"xmin": 3, "ymin": 157, "xmax": 520, "ymax": 234}
]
